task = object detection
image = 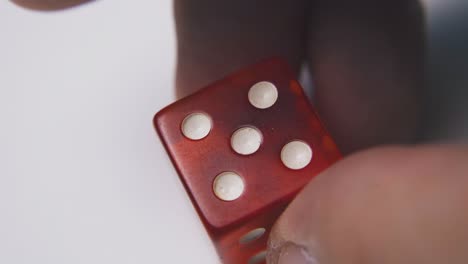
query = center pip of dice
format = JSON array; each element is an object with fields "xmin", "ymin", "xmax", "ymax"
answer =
[{"xmin": 154, "ymin": 58, "xmax": 341, "ymax": 264}]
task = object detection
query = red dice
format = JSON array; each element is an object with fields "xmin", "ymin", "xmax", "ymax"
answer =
[{"xmin": 154, "ymin": 58, "xmax": 341, "ymax": 264}]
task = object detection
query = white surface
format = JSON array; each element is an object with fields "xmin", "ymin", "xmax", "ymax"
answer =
[
  {"xmin": 0, "ymin": 1, "xmax": 218, "ymax": 264},
  {"xmin": 212, "ymin": 172, "xmax": 245, "ymax": 202},
  {"xmin": 231, "ymin": 127, "xmax": 263, "ymax": 155},
  {"xmin": 182, "ymin": 113, "xmax": 212, "ymax": 140},
  {"xmin": 248, "ymin": 81, "xmax": 278, "ymax": 109},
  {"xmin": 281, "ymin": 141, "xmax": 313, "ymax": 170}
]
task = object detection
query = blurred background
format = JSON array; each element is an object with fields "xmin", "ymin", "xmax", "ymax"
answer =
[
  {"xmin": 424, "ymin": 0, "xmax": 468, "ymax": 141},
  {"xmin": 0, "ymin": 0, "xmax": 466, "ymax": 263}
]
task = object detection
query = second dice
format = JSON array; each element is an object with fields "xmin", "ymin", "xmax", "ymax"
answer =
[{"xmin": 154, "ymin": 58, "xmax": 341, "ymax": 264}]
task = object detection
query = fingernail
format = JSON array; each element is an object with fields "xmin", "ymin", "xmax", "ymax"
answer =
[{"xmin": 277, "ymin": 243, "xmax": 317, "ymax": 264}]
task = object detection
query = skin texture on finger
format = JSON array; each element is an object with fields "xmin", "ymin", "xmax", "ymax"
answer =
[
  {"xmin": 268, "ymin": 145, "xmax": 468, "ymax": 264},
  {"xmin": 174, "ymin": 0, "xmax": 307, "ymax": 98},
  {"xmin": 11, "ymin": 0, "xmax": 94, "ymax": 10},
  {"xmin": 307, "ymin": 1, "xmax": 426, "ymax": 153}
]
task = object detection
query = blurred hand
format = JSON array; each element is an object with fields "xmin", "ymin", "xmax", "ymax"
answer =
[{"xmin": 12, "ymin": 1, "xmax": 468, "ymax": 264}]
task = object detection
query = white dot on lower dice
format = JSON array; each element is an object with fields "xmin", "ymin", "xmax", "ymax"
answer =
[
  {"xmin": 213, "ymin": 172, "xmax": 245, "ymax": 201},
  {"xmin": 281, "ymin": 141, "xmax": 313, "ymax": 170},
  {"xmin": 231, "ymin": 127, "xmax": 262, "ymax": 155},
  {"xmin": 248, "ymin": 81, "xmax": 278, "ymax": 109},
  {"xmin": 181, "ymin": 113, "xmax": 212, "ymax": 140}
]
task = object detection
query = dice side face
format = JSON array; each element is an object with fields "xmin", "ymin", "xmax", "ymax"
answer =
[
  {"xmin": 154, "ymin": 58, "xmax": 341, "ymax": 262},
  {"xmin": 212, "ymin": 199, "xmax": 290, "ymax": 264}
]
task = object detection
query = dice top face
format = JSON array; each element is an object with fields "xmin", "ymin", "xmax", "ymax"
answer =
[{"xmin": 154, "ymin": 58, "xmax": 340, "ymax": 229}]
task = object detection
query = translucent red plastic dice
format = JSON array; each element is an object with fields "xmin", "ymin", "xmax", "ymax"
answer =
[{"xmin": 154, "ymin": 58, "xmax": 341, "ymax": 264}]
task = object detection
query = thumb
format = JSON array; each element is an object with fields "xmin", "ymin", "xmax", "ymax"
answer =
[{"xmin": 267, "ymin": 145, "xmax": 468, "ymax": 264}]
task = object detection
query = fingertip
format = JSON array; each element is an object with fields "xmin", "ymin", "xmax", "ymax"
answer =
[
  {"xmin": 11, "ymin": 0, "xmax": 94, "ymax": 11},
  {"xmin": 267, "ymin": 241, "xmax": 317, "ymax": 264}
]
